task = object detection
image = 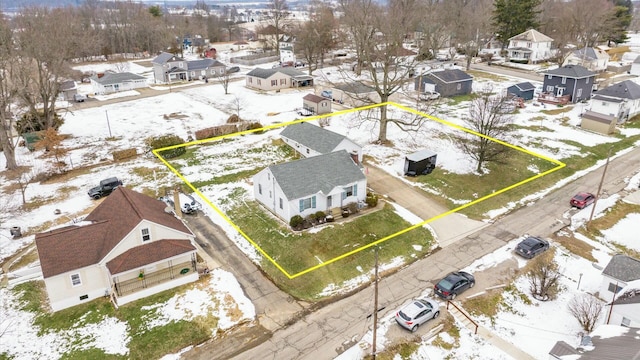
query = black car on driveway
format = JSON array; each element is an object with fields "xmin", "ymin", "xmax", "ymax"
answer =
[
  {"xmin": 515, "ymin": 236, "xmax": 550, "ymax": 259},
  {"xmin": 434, "ymin": 271, "xmax": 475, "ymax": 300},
  {"xmin": 88, "ymin": 177, "xmax": 123, "ymax": 200}
]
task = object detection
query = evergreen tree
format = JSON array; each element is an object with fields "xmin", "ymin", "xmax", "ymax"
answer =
[
  {"xmin": 492, "ymin": 0, "xmax": 542, "ymax": 47},
  {"xmin": 604, "ymin": 0, "xmax": 632, "ymax": 45}
]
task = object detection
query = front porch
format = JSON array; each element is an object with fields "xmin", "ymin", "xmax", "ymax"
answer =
[{"xmin": 111, "ymin": 260, "xmax": 200, "ymax": 307}]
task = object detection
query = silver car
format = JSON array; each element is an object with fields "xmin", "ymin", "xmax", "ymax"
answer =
[{"xmin": 395, "ymin": 298, "xmax": 440, "ymax": 332}]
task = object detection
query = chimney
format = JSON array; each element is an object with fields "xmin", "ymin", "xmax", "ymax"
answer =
[
  {"xmin": 173, "ymin": 188, "xmax": 182, "ymax": 218},
  {"xmin": 350, "ymin": 150, "xmax": 359, "ymax": 165}
]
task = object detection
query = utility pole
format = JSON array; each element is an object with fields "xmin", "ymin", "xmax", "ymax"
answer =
[
  {"xmin": 372, "ymin": 247, "xmax": 379, "ymax": 360},
  {"xmin": 587, "ymin": 146, "xmax": 613, "ymax": 230}
]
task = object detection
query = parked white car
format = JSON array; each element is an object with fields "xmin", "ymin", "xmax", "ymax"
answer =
[{"xmin": 419, "ymin": 91, "xmax": 441, "ymax": 101}]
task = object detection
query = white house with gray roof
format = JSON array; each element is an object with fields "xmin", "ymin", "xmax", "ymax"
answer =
[
  {"xmin": 90, "ymin": 71, "xmax": 147, "ymax": 95},
  {"xmin": 590, "ymin": 80, "xmax": 640, "ymax": 123},
  {"xmin": 563, "ymin": 47, "xmax": 609, "ymax": 72},
  {"xmin": 245, "ymin": 68, "xmax": 313, "ymax": 91},
  {"xmin": 548, "ymin": 325, "xmax": 640, "ymax": 360},
  {"xmin": 252, "ymin": 150, "xmax": 366, "ymax": 222},
  {"xmin": 604, "ymin": 279, "xmax": 640, "ymax": 328},
  {"xmin": 279, "ymin": 122, "xmax": 362, "ymax": 163},
  {"xmin": 507, "ymin": 29, "xmax": 554, "ymax": 64},
  {"xmin": 599, "ymin": 254, "xmax": 640, "ymax": 302}
]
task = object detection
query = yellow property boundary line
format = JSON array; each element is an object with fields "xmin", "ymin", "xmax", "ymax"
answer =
[{"xmin": 153, "ymin": 101, "xmax": 566, "ymax": 279}]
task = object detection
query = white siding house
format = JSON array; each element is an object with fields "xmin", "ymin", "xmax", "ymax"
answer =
[
  {"xmin": 279, "ymin": 121, "xmax": 363, "ymax": 163},
  {"xmin": 90, "ymin": 72, "xmax": 147, "ymax": 95},
  {"xmin": 253, "ymin": 150, "xmax": 366, "ymax": 222},
  {"xmin": 590, "ymin": 80, "xmax": 640, "ymax": 123},
  {"xmin": 599, "ymin": 254, "xmax": 640, "ymax": 303},
  {"xmin": 604, "ymin": 280, "xmax": 640, "ymax": 328},
  {"xmin": 507, "ymin": 29, "xmax": 554, "ymax": 64}
]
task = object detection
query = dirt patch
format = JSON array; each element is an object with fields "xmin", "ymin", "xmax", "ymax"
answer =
[{"xmin": 163, "ymin": 112, "xmax": 189, "ymax": 120}]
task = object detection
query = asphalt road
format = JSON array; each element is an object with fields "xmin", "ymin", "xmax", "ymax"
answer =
[
  {"xmin": 207, "ymin": 146, "xmax": 640, "ymax": 360},
  {"xmin": 470, "ymin": 62, "xmax": 544, "ymax": 82}
]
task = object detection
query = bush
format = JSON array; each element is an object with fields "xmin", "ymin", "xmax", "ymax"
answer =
[
  {"xmin": 145, "ymin": 134, "xmax": 186, "ymax": 159},
  {"xmin": 314, "ymin": 211, "xmax": 325, "ymax": 219},
  {"xmin": 366, "ymin": 192, "xmax": 379, "ymax": 208},
  {"xmin": 347, "ymin": 202, "xmax": 358, "ymax": 214},
  {"xmin": 249, "ymin": 122, "xmax": 264, "ymax": 134},
  {"xmin": 289, "ymin": 215, "xmax": 304, "ymax": 228},
  {"xmin": 16, "ymin": 111, "xmax": 64, "ymax": 134}
]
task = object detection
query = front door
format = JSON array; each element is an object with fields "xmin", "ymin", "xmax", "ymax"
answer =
[{"xmin": 327, "ymin": 195, "xmax": 332, "ymax": 209}]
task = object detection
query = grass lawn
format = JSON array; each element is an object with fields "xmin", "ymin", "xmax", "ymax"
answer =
[
  {"xmin": 8, "ymin": 279, "xmax": 215, "ymax": 360},
  {"xmin": 229, "ymin": 201, "xmax": 434, "ymax": 300}
]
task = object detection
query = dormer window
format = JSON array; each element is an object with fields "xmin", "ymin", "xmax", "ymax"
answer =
[{"xmin": 141, "ymin": 228, "xmax": 150, "ymax": 241}]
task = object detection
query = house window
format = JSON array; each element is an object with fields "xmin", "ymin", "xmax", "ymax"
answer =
[
  {"xmin": 586, "ymin": 77, "xmax": 590, "ymax": 84},
  {"xmin": 249, "ymin": 78, "xmax": 253, "ymax": 84},
  {"xmin": 257, "ymin": 80, "xmax": 262, "ymax": 86},
  {"xmin": 279, "ymin": 198, "xmax": 283, "ymax": 209},
  {"xmin": 201, "ymin": 70, "xmax": 206, "ymax": 76},
  {"xmin": 211, "ymin": 69, "xmax": 216, "ymax": 75},
  {"xmin": 71, "ymin": 273, "xmax": 82, "ymax": 287},
  {"xmin": 608, "ymin": 282, "xmax": 623, "ymax": 293},
  {"xmin": 527, "ymin": 42, "xmax": 532, "ymax": 47},
  {"xmin": 621, "ymin": 317, "xmax": 631, "ymax": 327},
  {"xmin": 546, "ymin": 86, "xmax": 554, "ymax": 92},
  {"xmin": 561, "ymin": 77, "xmax": 566, "ymax": 84},
  {"xmin": 259, "ymin": 184, "xmax": 262, "ymax": 195},
  {"xmin": 269, "ymin": 190, "xmax": 272, "ymax": 198},
  {"xmin": 271, "ymin": 80, "xmax": 278, "ymax": 86},
  {"xmin": 79, "ymin": 294, "xmax": 89, "ymax": 300},
  {"xmin": 577, "ymin": 89, "xmax": 583, "ymax": 97},
  {"xmin": 141, "ymin": 228, "xmax": 150, "ymax": 241},
  {"xmin": 179, "ymin": 62, "xmax": 184, "ymax": 68},
  {"xmin": 457, "ymin": 83, "xmax": 462, "ymax": 90},
  {"xmin": 342, "ymin": 184, "xmax": 358, "ymax": 199},
  {"xmin": 547, "ymin": 75, "xmax": 552, "ymax": 80},
  {"xmin": 299, "ymin": 196, "xmax": 316, "ymax": 211},
  {"xmin": 191, "ymin": 71, "xmax": 195, "ymax": 77},
  {"xmin": 219, "ymin": 68, "xmax": 224, "ymax": 74},
  {"xmin": 280, "ymin": 79, "xmax": 287, "ymax": 85}
]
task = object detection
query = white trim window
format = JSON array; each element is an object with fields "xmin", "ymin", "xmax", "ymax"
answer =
[
  {"xmin": 142, "ymin": 228, "xmax": 151, "ymax": 241},
  {"xmin": 71, "ymin": 273, "xmax": 82, "ymax": 287}
]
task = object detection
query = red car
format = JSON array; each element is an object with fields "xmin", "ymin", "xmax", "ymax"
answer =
[{"xmin": 570, "ymin": 192, "xmax": 595, "ymax": 209}]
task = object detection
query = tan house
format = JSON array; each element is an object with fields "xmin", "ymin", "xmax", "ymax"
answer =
[
  {"xmin": 580, "ymin": 110, "xmax": 616, "ymax": 135},
  {"xmin": 35, "ymin": 187, "xmax": 200, "ymax": 312},
  {"xmin": 563, "ymin": 47, "xmax": 609, "ymax": 72},
  {"xmin": 245, "ymin": 67, "xmax": 313, "ymax": 91},
  {"xmin": 302, "ymin": 93, "xmax": 331, "ymax": 115}
]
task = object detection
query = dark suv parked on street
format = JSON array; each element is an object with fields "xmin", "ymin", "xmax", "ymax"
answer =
[{"xmin": 88, "ymin": 177, "xmax": 123, "ymax": 199}]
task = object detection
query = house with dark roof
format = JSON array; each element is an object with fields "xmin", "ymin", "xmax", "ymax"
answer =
[
  {"xmin": 548, "ymin": 325, "xmax": 640, "ymax": 360},
  {"xmin": 541, "ymin": 65, "xmax": 596, "ymax": 104},
  {"xmin": 506, "ymin": 82, "xmax": 536, "ymax": 101},
  {"xmin": 302, "ymin": 93, "xmax": 331, "ymax": 115},
  {"xmin": 34, "ymin": 187, "xmax": 199, "ymax": 312},
  {"xmin": 590, "ymin": 80, "xmax": 640, "ymax": 123},
  {"xmin": 245, "ymin": 67, "xmax": 313, "ymax": 91},
  {"xmin": 252, "ymin": 150, "xmax": 366, "ymax": 222},
  {"xmin": 152, "ymin": 51, "xmax": 226, "ymax": 83},
  {"xmin": 507, "ymin": 29, "xmax": 554, "ymax": 64},
  {"xmin": 90, "ymin": 71, "xmax": 148, "ymax": 95},
  {"xmin": 599, "ymin": 254, "xmax": 640, "ymax": 302},
  {"xmin": 415, "ymin": 69, "xmax": 473, "ymax": 97},
  {"xmin": 604, "ymin": 279, "xmax": 640, "ymax": 327},
  {"xmin": 279, "ymin": 122, "xmax": 362, "ymax": 162},
  {"xmin": 563, "ymin": 47, "xmax": 610, "ymax": 72}
]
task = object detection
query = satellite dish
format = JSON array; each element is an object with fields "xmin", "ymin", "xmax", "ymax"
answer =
[{"xmin": 164, "ymin": 206, "xmax": 173, "ymax": 214}]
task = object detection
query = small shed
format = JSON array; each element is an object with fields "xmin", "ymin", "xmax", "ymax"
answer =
[
  {"xmin": 302, "ymin": 93, "xmax": 331, "ymax": 115},
  {"xmin": 507, "ymin": 82, "xmax": 536, "ymax": 100},
  {"xmin": 404, "ymin": 149, "xmax": 437, "ymax": 176},
  {"xmin": 581, "ymin": 110, "xmax": 616, "ymax": 135}
]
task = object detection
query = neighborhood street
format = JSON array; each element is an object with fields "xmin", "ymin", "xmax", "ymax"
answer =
[{"xmin": 182, "ymin": 142, "xmax": 640, "ymax": 359}]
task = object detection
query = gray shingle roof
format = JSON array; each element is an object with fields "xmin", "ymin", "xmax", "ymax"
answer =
[
  {"xmin": 510, "ymin": 82, "xmax": 535, "ymax": 91},
  {"xmin": 594, "ymin": 80, "xmax": 640, "ymax": 100},
  {"xmin": 269, "ymin": 150, "xmax": 365, "ymax": 200},
  {"xmin": 573, "ymin": 47, "xmax": 608, "ymax": 61},
  {"xmin": 548, "ymin": 341, "xmax": 579, "ymax": 357},
  {"xmin": 574, "ymin": 325, "xmax": 640, "ymax": 360},
  {"xmin": 602, "ymin": 254, "xmax": 640, "ymax": 281},
  {"xmin": 544, "ymin": 64, "xmax": 595, "ymax": 79},
  {"xmin": 152, "ymin": 52, "xmax": 184, "ymax": 65},
  {"xmin": 187, "ymin": 58, "xmax": 224, "ymax": 71},
  {"xmin": 280, "ymin": 122, "xmax": 351, "ymax": 155},
  {"xmin": 428, "ymin": 69, "xmax": 473, "ymax": 84},
  {"xmin": 592, "ymin": 94, "xmax": 624, "ymax": 103},
  {"xmin": 582, "ymin": 110, "xmax": 616, "ymax": 124},
  {"xmin": 303, "ymin": 93, "xmax": 326, "ymax": 103},
  {"xmin": 92, "ymin": 72, "xmax": 146, "ymax": 85},
  {"xmin": 246, "ymin": 67, "xmax": 305, "ymax": 79}
]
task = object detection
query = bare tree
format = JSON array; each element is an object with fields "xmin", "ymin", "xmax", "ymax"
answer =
[
  {"xmin": 0, "ymin": 15, "xmax": 19, "ymax": 170},
  {"xmin": 225, "ymin": 95, "xmax": 247, "ymax": 119},
  {"xmin": 458, "ymin": 85, "xmax": 515, "ymax": 173},
  {"xmin": 340, "ymin": 0, "xmax": 422, "ymax": 143},
  {"xmin": 568, "ymin": 294, "xmax": 604, "ymax": 333},
  {"xmin": 525, "ymin": 250, "xmax": 562, "ymax": 301},
  {"xmin": 414, "ymin": 1, "xmax": 451, "ymax": 61},
  {"xmin": 442, "ymin": 0, "xmax": 494, "ymax": 70},
  {"xmin": 296, "ymin": 4, "xmax": 336, "ymax": 73},
  {"xmin": 216, "ymin": 69, "xmax": 233, "ymax": 95},
  {"xmin": 266, "ymin": 0, "xmax": 290, "ymax": 56},
  {"xmin": 15, "ymin": 167, "xmax": 41, "ymax": 206}
]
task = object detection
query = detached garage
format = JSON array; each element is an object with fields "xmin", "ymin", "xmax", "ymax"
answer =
[
  {"xmin": 580, "ymin": 111, "xmax": 616, "ymax": 135},
  {"xmin": 507, "ymin": 82, "xmax": 536, "ymax": 101},
  {"xmin": 404, "ymin": 149, "xmax": 437, "ymax": 176}
]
